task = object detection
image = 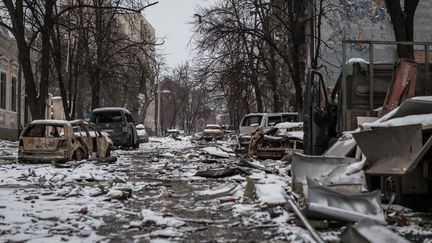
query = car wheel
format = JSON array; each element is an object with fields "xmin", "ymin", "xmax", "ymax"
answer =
[
  {"xmin": 74, "ymin": 149, "xmax": 84, "ymax": 161},
  {"xmin": 132, "ymin": 142, "xmax": 139, "ymax": 149},
  {"xmin": 381, "ymin": 176, "xmax": 402, "ymax": 204}
]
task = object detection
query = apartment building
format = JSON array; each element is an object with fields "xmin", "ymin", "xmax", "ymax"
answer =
[{"xmin": 0, "ymin": 26, "xmax": 27, "ymax": 141}]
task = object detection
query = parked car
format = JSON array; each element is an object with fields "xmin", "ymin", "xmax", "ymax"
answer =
[
  {"xmin": 18, "ymin": 120, "xmax": 87, "ymax": 163},
  {"xmin": 91, "ymin": 107, "xmax": 139, "ymax": 148},
  {"xmin": 136, "ymin": 124, "xmax": 149, "ymax": 143},
  {"xmin": 202, "ymin": 124, "xmax": 225, "ymax": 140},
  {"xmin": 69, "ymin": 120, "xmax": 113, "ymax": 160}
]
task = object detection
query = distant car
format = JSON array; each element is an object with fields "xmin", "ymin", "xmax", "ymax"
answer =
[
  {"xmin": 18, "ymin": 120, "xmax": 87, "ymax": 163},
  {"xmin": 136, "ymin": 124, "xmax": 149, "ymax": 143},
  {"xmin": 91, "ymin": 107, "xmax": 139, "ymax": 148},
  {"xmin": 69, "ymin": 120, "xmax": 114, "ymax": 160},
  {"xmin": 202, "ymin": 124, "xmax": 225, "ymax": 140}
]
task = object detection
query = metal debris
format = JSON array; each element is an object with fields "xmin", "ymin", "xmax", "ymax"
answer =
[
  {"xmin": 340, "ymin": 219, "xmax": 409, "ymax": 243},
  {"xmin": 303, "ymin": 178, "xmax": 386, "ymax": 224}
]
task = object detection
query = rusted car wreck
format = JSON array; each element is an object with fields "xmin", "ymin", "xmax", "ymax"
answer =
[
  {"xmin": 69, "ymin": 120, "xmax": 114, "ymax": 160},
  {"xmin": 18, "ymin": 119, "xmax": 114, "ymax": 163},
  {"xmin": 18, "ymin": 120, "xmax": 87, "ymax": 163}
]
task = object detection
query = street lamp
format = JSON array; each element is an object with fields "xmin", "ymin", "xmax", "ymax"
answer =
[{"xmin": 157, "ymin": 79, "xmax": 171, "ymax": 137}]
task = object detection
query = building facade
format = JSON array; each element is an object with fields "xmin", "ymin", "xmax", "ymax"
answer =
[
  {"xmin": 0, "ymin": 27, "xmax": 26, "ymax": 141},
  {"xmin": 118, "ymin": 12, "xmax": 157, "ymax": 133}
]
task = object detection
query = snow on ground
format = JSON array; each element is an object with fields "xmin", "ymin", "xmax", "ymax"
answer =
[{"xmin": 1, "ymin": 136, "xmax": 432, "ymax": 242}]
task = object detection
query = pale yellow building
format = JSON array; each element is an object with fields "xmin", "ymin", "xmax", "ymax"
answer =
[{"xmin": 0, "ymin": 26, "xmax": 27, "ymax": 140}]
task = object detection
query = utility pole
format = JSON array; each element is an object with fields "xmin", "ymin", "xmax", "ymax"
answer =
[{"xmin": 157, "ymin": 79, "xmax": 161, "ymax": 137}]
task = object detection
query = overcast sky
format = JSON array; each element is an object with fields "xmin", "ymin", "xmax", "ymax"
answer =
[{"xmin": 144, "ymin": 0, "xmax": 216, "ymax": 70}]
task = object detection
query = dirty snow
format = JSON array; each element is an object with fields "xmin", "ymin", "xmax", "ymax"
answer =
[
  {"xmin": 201, "ymin": 146, "xmax": 230, "ymax": 158},
  {"xmin": 0, "ymin": 136, "xmax": 431, "ymax": 242}
]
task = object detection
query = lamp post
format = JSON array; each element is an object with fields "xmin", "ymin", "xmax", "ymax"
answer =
[{"xmin": 157, "ymin": 80, "xmax": 171, "ymax": 137}]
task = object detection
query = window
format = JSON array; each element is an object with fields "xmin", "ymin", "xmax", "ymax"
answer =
[
  {"xmin": 11, "ymin": 76, "xmax": 17, "ymax": 111},
  {"xmin": 0, "ymin": 71, "xmax": 6, "ymax": 109},
  {"xmin": 282, "ymin": 114, "xmax": 299, "ymax": 122},
  {"xmin": 241, "ymin": 115, "xmax": 263, "ymax": 126},
  {"xmin": 93, "ymin": 111, "xmax": 123, "ymax": 123},
  {"xmin": 23, "ymin": 124, "xmax": 65, "ymax": 138},
  {"xmin": 268, "ymin": 116, "xmax": 282, "ymax": 126}
]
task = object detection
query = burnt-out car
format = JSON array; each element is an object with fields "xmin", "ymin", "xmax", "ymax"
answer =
[
  {"xmin": 18, "ymin": 120, "xmax": 86, "ymax": 163},
  {"xmin": 69, "ymin": 120, "xmax": 113, "ymax": 160}
]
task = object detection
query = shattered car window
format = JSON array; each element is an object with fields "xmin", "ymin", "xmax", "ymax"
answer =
[
  {"xmin": 268, "ymin": 116, "xmax": 282, "ymax": 126},
  {"xmin": 282, "ymin": 114, "xmax": 298, "ymax": 122},
  {"xmin": 93, "ymin": 111, "xmax": 123, "ymax": 123},
  {"xmin": 241, "ymin": 115, "xmax": 262, "ymax": 126},
  {"xmin": 23, "ymin": 124, "xmax": 65, "ymax": 138}
]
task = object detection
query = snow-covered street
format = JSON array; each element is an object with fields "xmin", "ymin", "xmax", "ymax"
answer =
[{"xmin": 0, "ymin": 137, "xmax": 432, "ymax": 242}]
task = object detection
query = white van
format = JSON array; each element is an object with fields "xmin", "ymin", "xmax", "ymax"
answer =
[{"xmin": 239, "ymin": 112, "xmax": 299, "ymax": 135}]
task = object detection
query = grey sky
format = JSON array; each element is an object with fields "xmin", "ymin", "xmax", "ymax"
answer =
[{"xmin": 144, "ymin": 0, "xmax": 216, "ymax": 69}]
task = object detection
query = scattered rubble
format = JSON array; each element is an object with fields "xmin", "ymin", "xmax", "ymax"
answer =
[{"xmin": 1, "ymin": 128, "xmax": 432, "ymax": 242}]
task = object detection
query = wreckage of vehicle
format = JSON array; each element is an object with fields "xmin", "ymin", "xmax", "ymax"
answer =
[
  {"xmin": 292, "ymin": 96, "xmax": 432, "ymax": 216},
  {"xmin": 246, "ymin": 121, "xmax": 303, "ymax": 159},
  {"xmin": 18, "ymin": 119, "xmax": 116, "ymax": 163},
  {"xmin": 69, "ymin": 119, "xmax": 116, "ymax": 162},
  {"xmin": 18, "ymin": 120, "xmax": 87, "ymax": 163}
]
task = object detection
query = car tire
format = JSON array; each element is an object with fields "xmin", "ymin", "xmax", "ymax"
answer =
[
  {"xmin": 74, "ymin": 149, "xmax": 84, "ymax": 161},
  {"xmin": 380, "ymin": 176, "xmax": 402, "ymax": 204}
]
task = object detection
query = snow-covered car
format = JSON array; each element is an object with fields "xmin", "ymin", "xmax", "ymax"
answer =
[
  {"xmin": 202, "ymin": 124, "xmax": 225, "ymax": 140},
  {"xmin": 136, "ymin": 124, "xmax": 149, "ymax": 143},
  {"xmin": 18, "ymin": 120, "xmax": 87, "ymax": 163},
  {"xmin": 69, "ymin": 120, "xmax": 113, "ymax": 159}
]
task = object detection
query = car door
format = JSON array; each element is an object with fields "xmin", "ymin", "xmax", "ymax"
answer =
[{"xmin": 79, "ymin": 123, "xmax": 94, "ymax": 159}]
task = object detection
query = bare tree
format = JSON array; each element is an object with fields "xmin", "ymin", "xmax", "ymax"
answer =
[
  {"xmin": 1, "ymin": 0, "xmax": 158, "ymax": 120},
  {"xmin": 1, "ymin": 0, "xmax": 56, "ymax": 119},
  {"xmin": 192, "ymin": 0, "xmax": 310, "ymax": 124}
]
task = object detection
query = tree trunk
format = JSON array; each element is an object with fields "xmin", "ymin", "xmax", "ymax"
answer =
[{"xmin": 384, "ymin": 0, "xmax": 420, "ymax": 59}]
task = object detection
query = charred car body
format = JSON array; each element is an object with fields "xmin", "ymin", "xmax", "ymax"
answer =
[
  {"xmin": 18, "ymin": 120, "xmax": 86, "ymax": 163},
  {"xmin": 69, "ymin": 120, "xmax": 113, "ymax": 160},
  {"xmin": 91, "ymin": 107, "xmax": 139, "ymax": 148}
]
